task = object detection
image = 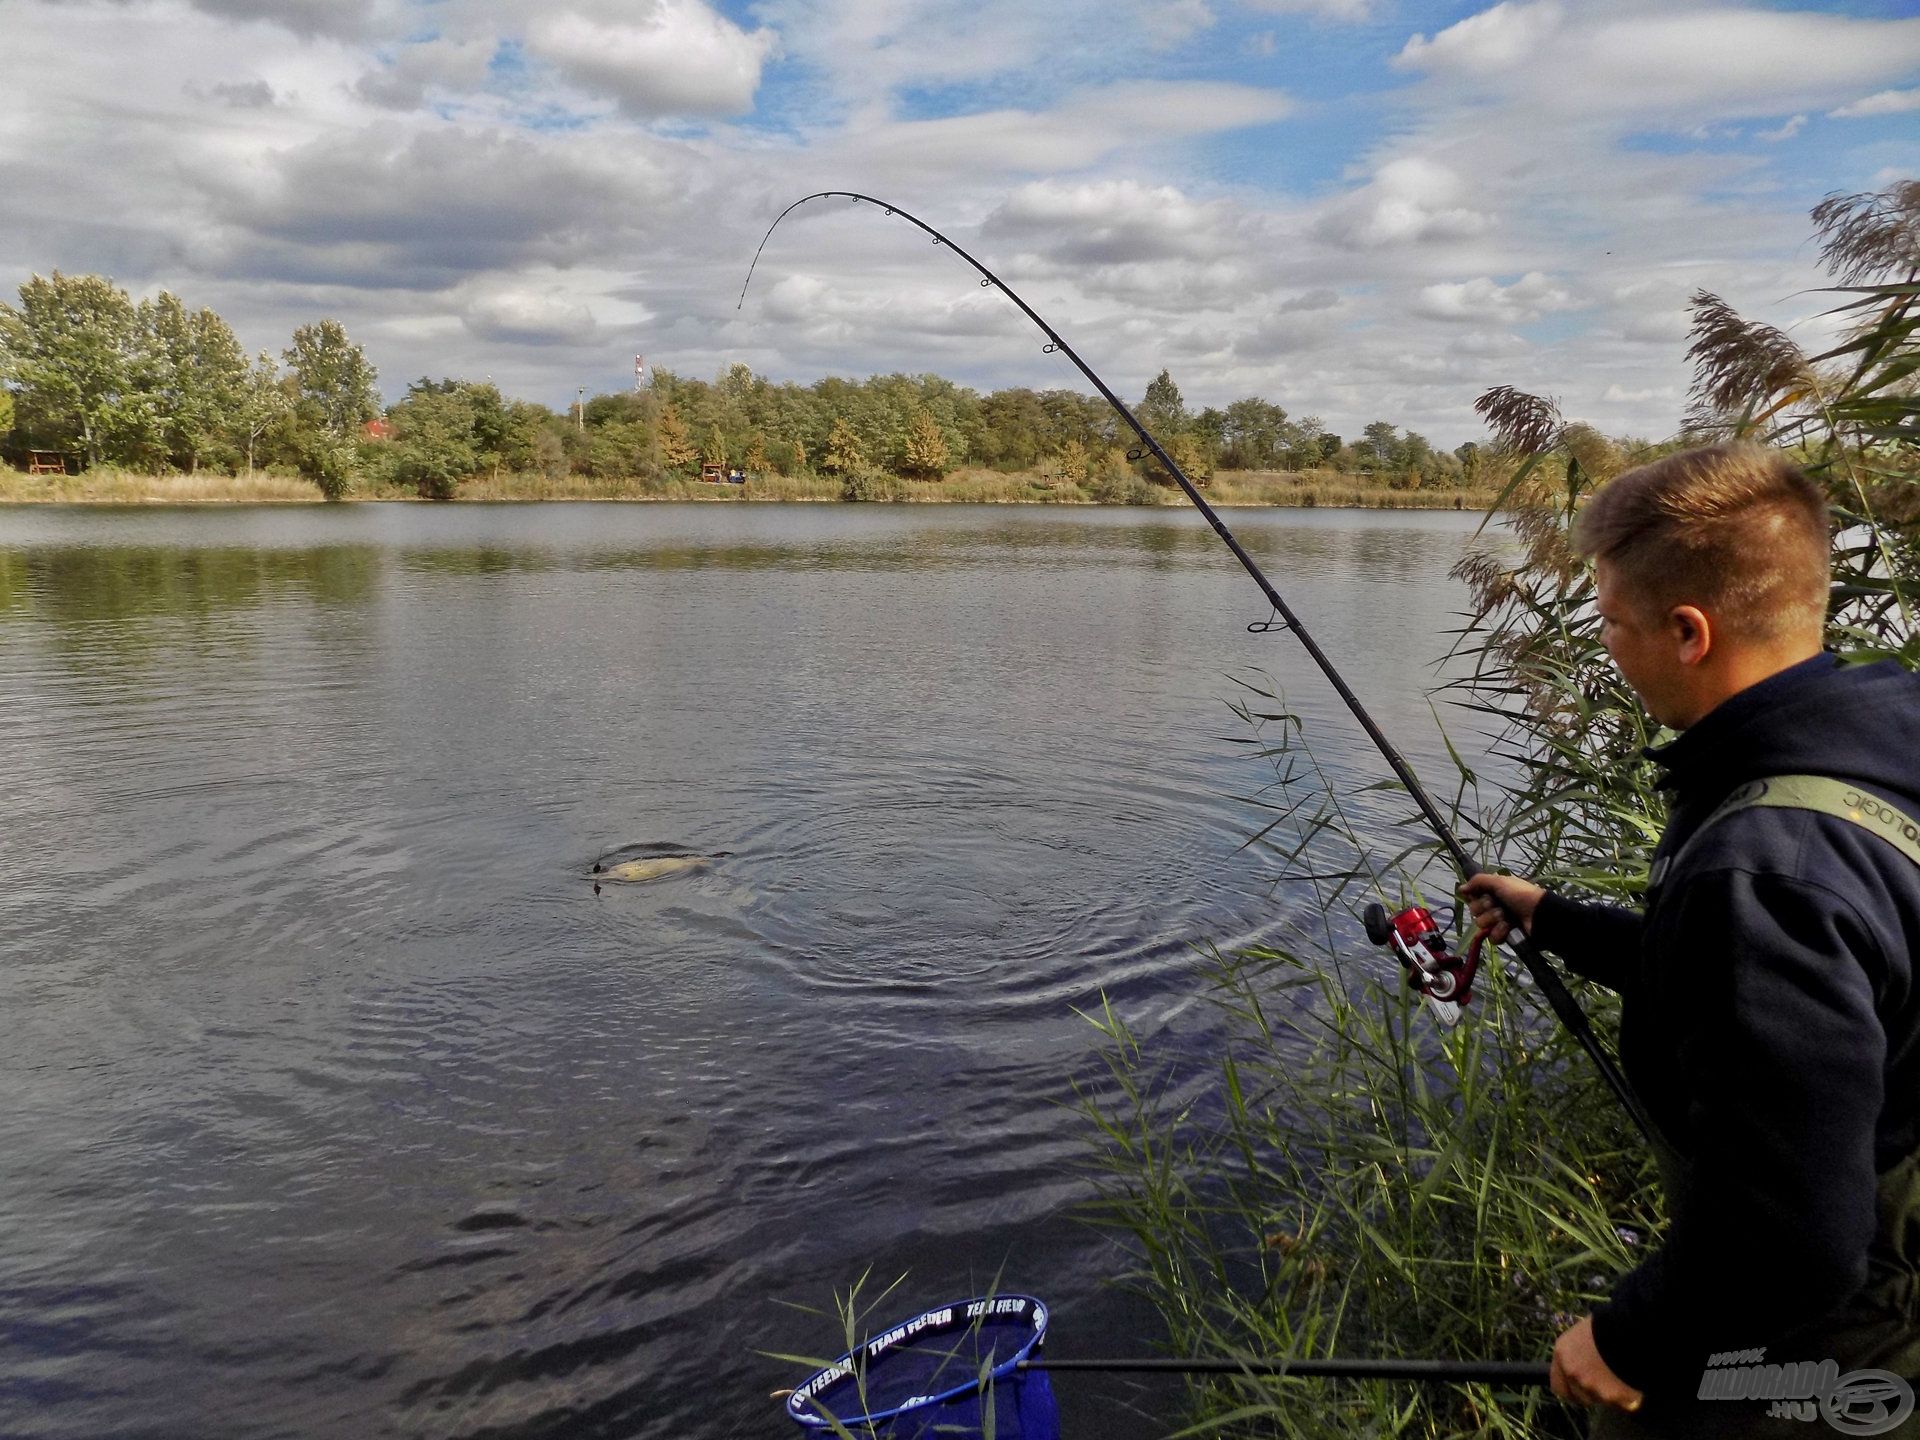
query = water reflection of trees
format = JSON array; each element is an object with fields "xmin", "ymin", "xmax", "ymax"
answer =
[
  {"xmin": 8, "ymin": 545, "xmax": 380, "ymax": 624},
  {"xmin": 386, "ymin": 518, "xmax": 1465, "ymax": 580}
]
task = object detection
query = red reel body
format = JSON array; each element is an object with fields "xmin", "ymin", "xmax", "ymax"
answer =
[{"xmin": 1363, "ymin": 902, "xmax": 1483, "ymax": 1008}]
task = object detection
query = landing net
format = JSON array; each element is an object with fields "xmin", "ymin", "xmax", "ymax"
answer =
[{"xmin": 784, "ymin": 1294, "xmax": 1058, "ymax": 1439}]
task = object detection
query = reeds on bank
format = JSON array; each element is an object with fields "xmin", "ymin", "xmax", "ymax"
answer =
[{"xmin": 0, "ymin": 464, "xmax": 1495, "ymax": 510}]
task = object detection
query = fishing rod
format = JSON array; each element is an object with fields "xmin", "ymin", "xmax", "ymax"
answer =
[
  {"xmin": 1021, "ymin": 1356, "xmax": 1550, "ymax": 1385},
  {"xmin": 738, "ymin": 191, "xmax": 1653, "ymax": 1145}
]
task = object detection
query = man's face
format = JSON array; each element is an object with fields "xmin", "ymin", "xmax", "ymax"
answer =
[{"xmin": 1595, "ymin": 558, "xmax": 1686, "ymax": 727}]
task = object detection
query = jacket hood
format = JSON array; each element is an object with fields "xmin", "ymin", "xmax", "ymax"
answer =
[{"xmin": 1647, "ymin": 654, "xmax": 1920, "ymax": 810}]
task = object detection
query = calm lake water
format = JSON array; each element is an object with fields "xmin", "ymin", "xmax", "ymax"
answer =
[{"xmin": 0, "ymin": 502, "xmax": 1490, "ymax": 1440}]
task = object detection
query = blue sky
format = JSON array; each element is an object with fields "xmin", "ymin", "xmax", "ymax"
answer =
[{"xmin": 2, "ymin": 0, "xmax": 1917, "ymax": 445}]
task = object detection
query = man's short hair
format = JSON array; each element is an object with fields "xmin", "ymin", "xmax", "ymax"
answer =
[{"xmin": 1575, "ymin": 443, "xmax": 1829, "ymax": 641}]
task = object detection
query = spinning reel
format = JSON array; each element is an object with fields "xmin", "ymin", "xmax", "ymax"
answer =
[{"xmin": 1362, "ymin": 902, "xmax": 1484, "ymax": 1029}]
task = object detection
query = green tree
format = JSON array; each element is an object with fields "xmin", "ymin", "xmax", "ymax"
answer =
[
  {"xmin": 1284, "ymin": 414, "xmax": 1327, "ymax": 469},
  {"xmin": 1137, "ymin": 369, "xmax": 1187, "ymax": 440},
  {"xmin": 388, "ymin": 384, "xmax": 479, "ymax": 499},
  {"xmin": 582, "ymin": 419, "xmax": 649, "ymax": 479},
  {"xmin": 533, "ymin": 427, "xmax": 570, "ymax": 481},
  {"xmin": 497, "ymin": 399, "xmax": 551, "ymax": 474},
  {"xmin": 1171, "ymin": 432, "xmax": 1214, "ymax": 482},
  {"xmin": 656, "ymin": 403, "xmax": 698, "ymax": 471},
  {"xmin": 233, "ymin": 351, "xmax": 293, "ymax": 476},
  {"xmin": 142, "ymin": 292, "xmax": 248, "ymax": 472},
  {"xmin": 979, "ymin": 388, "xmax": 1048, "ymax": 469},
  {"xmin": 1359, "ymin": 420, "xmax": 1400, "ymax": 468},
  {"xmin": 901, "ymin": 410, "xmax": 949, "ymax": 479},
  {"xmin": 1454, "ymin": 440, "xmax": 1483, "ymax": 483},
  {"xmin": 284, "ymin": 319, "xmax": 378, "ymax": 439},
  {"xmin": 703, "ymin": 423, "xmax": 728, "ymax": 468},
  {"xmin": 0, "ymin": 272, "xmax": 147, "ymax": 464},
  {"xmin": 0, "ymin": 386, "xmax": 14, "ymax": 438},
  {"xmin": 293, "ymin": 432, "xmax": 358, "ymax": 500},
  {"xmin": 1221, "ymin": 397, "xmax": 1291, "ymax": 469},
  {"xmin": 822, "ymin": 415, "xmax": 865, "ymax": 474}
]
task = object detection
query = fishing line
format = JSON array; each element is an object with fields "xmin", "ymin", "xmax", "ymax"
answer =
[{"xmin": 738, "ymin": 191, "xmax": 1653, "ymax": 1144}]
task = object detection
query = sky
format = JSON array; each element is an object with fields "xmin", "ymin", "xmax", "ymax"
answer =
[{"xmin": 1, "ymin": 0, "xmax": 1917, "ymax": 447}]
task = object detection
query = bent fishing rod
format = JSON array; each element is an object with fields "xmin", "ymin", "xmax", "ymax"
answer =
[{"xmin": 738, "ymin": 191, "xmax": 1653, "ymax": 1145}]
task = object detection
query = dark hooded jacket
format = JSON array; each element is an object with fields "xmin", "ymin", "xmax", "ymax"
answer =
[{"xmin": 1529, "ymin": 654, "xmax": 1920, "ymax": 1394}]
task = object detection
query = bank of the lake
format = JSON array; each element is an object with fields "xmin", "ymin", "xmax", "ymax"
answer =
[{"xmin": 0, "ymin": 465, "xmax": 1496, "ymax": 510}]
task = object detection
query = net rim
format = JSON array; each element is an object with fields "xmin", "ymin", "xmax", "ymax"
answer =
[{"xmin": 785, "ymin": 1293, "xmax": 1049, "ymax": 1430}]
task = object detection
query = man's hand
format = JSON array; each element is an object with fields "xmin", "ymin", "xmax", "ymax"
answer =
[
  {"xmin": 1460, "ymin": 872, "xmax": 1545, "ymax": 945},
  {"xmin": 1552, "ymin": 1316, "xmax": 1644, "ymax": 1412}
]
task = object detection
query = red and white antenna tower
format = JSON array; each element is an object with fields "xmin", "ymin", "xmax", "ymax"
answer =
[{"xmin": 634, "ymin": 354, "xmax": 646, "ymax": 391}]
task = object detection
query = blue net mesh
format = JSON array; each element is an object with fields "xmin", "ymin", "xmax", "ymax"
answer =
[{"xmin": 785, "ymin": 1295, "xmax": 1059, "ymax": 1440}]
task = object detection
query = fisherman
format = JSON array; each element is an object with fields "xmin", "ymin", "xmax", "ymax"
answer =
[{"xmin": 1461, "ymin": 444, "xmax": 1920, "ymax": 1435}]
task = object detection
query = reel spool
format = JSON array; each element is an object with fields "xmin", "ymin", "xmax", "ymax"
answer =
[{"xmin": 1362, "ymin": 902, "xmax": 1484, "ymax": 1028}]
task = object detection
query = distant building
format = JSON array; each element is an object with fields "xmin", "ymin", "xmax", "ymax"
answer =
[{"xmin": 362, "ymin": 418, "xmax": 395, "ymax": 441}]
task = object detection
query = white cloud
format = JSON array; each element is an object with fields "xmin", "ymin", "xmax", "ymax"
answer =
[
  {"xmin": 1756, "ymin": 113, "xmax": 1805, "ymax": 143},
  {"xmin": 1831, "ymin": 87, "xmax": 1920, "ymax": 119},
  {"xmin": 984, "ymin": 180, "xmax": 1244, "ymax": 263},
  {"xmin": 1396, "ymin": 0, "xmax": 1564, "ymax": 74},
  {"xmin": 1608, "ymin": 280, "xmax": 1693, "ymax": 346},
  {"xmin": 1279, "ymin": 289, "xmax": 1340, "ymax": 312},
  {"xmin": 1396, "ymin": 2, "xmax": 1920, "ymax": 123},
  {"xmin": 1603, "ymin": 383, "xmax": 1680, "ymax": 404},
  {"xmin": 190, "ymin": 79, "xmax": 280, "ymax": 109},
  {"xmin": 355, "ymin": 36, "xmax": 497, "ymax": 110},
  {"xmin": 179, "ymin": 0, "xmax": 382, "ymax": 38},
  {"xmin": 1145, "ymin": 0, "xmax": 1215, "ymax": 46},
  {"xmin": 1313, "ymin": 158, "xmax": 1492, "ymax": 249},
  {"xmin": 1452, "ymin": 330, "xmax": 1530, "ymax": 357},
  {"xmin": 1240, "ymin": 0, "xmax": 1376, "ymax": 19},
  {"xmin": 461, "ymin": 284, "xmax": 601, "ymax": 346},
  {"xmin": 829, "ymin": 81, "xmax": 1291, "ymax": 178},
  {"xmin": 527, "ymin": 1, "xmax": 777, "ymax": 118},
  {"xmin": 1414, "ymin": 271, "xmax": 1582, "ymax": 324},
  {"xmin": 195, "ymin": 125, "xmax": 678, "ymax": 288},
  {"xmin": 754, "ymin": 0, "xmax": 1137, "ymax": 104},
  {"xmin": 972, "ymin": 179, "xmax": 1280, "ymax": 310}
]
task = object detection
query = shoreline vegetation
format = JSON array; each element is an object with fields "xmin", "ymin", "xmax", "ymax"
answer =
[
  {"xmin": 0, "ymin": 465, "xmax": 1497, "ymax": 509},
  {"xmin": 3, "ymin": 273, "xmax": 1506, "ymax": 508}
]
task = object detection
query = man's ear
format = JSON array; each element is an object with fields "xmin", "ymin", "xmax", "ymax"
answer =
[{"xmin": 1670, "ymin": 604, "xmax": 1713, "ymax": 666}]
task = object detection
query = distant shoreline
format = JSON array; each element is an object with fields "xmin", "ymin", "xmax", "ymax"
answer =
[{"xmin": 0, "ymin": 467, "xmax": 1497, "ymax": 512}]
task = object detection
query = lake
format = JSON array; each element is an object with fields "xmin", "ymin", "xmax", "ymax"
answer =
[{"xmin": 0, "ymin": 502, "xmax": 1492, "ymax": 1439}]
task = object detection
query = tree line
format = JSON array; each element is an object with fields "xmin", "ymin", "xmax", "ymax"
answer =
[{"xmin": 1, "ymin": 271, "xmax": 1487, "ymax": 499}]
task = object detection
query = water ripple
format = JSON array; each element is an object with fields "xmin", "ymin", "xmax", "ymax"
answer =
[{"xmin": 0, "ymin": 504, "xmax": 1492, "ymax": 1440}]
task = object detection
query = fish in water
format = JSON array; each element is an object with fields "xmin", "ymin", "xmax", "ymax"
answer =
[{"xmin": 591, "ymin": 855, "xmax": 714, "ymax": 887}]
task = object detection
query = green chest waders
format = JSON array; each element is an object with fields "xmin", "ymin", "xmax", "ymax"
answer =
[{"xmin": 1591, "ymin": 776, "xmax": 1920, "ymax": 1439}]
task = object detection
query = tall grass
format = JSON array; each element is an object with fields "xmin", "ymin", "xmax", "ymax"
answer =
[
  {"xmin": 1075, "ymin": 670, "xmax": 1648, "ymax": 1439},
  {"xmin": 2, "ymin": 464, "xmax": 1497, "ymax": 510},
  {"xmin": 0, "ymin": 467, "xmax": 322, "ymax": 503}
]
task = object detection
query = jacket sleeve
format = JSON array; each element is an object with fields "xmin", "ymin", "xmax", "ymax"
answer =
[
  {"xmin": 1588, "ymin": 869, "xmax": 1886, "ymax": 1394},
  {"xmin": 1529, "ymin": 891, "xmax": 1643, "ymax": 993}
]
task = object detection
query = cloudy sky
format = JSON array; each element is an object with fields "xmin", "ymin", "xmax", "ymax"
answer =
[{"xmin": 3, "ymin": 0, "xmax": 1917, "ymax": 446}]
